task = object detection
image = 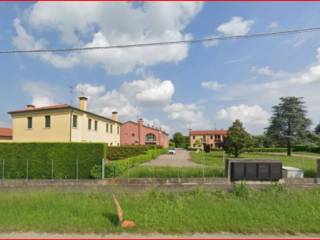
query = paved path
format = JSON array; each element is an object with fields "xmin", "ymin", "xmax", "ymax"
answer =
[{"xmin": 143, "ymin": 149, "xmax": 203, "ymax": 167}]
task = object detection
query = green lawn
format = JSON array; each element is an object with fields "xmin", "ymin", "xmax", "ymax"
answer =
[
  {"xmin": 191, "ymin": 151, "xmax": 317, "ymax": 177},
  {"xmin": 0, "ymin": 186, "xmax": 320, "ymax": 233}
]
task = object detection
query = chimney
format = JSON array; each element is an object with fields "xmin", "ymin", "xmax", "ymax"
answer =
[
  {"xmin": 26, "ymin": 104, "xmax": 35, "ymax": 110},
  {"xmin": 138, "ymin": 118, "xmax": 144, "ymax": 125},
  {"xmin": 112, "ymin": 111, "xmax": 118, "ymax": 121},
  {"xmin": 79, "ymin": 97, "xmax": 88, "ymax": 111}
]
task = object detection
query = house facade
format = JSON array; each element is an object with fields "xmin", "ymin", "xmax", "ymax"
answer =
[
  {"xmin": 0, "ymin": 128, "xmax": 12, "ymax": 142},
  {"xmin": 189, "ymin": 129, "xmax": 228, "ymax": 149},
  {"xmin": 8, "ymin": 97, "xmax": 121, "ymax": 145},
  {"xmin": 121, "ymin": 119, "xmax": 169, "ymax": 147}
]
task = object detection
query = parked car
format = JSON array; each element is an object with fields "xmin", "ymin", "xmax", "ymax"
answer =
[{"xmin": 168, "ymin": 147, "xmax": 176, "ymax": 155}]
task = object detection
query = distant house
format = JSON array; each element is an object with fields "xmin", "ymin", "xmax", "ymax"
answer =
[
  {"xmin": 189, "ymin": 129, "xmax": 227, "ymax": 149},
  {"xmin": 121, "ymin": 119, "xmax": 169, "ymax": 147},
  {"xmin": 8, "ymin": 97, "xmax": 121, "ymax": 145},
  {"xmin": 0, "ymin": 128, "xmax": 12, "ymax": 142}
]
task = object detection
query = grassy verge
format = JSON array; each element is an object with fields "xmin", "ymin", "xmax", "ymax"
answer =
[
  {"xmin": 121, "ymin": 166, "xmax": 224, "ymax": 178},
  {"xmin": 0, "ymin": 186, "xmax": 320, "ymax": 233},
  {"xmin": 190, "ymin": 151, "xmax": 317, "ymax": 177}
]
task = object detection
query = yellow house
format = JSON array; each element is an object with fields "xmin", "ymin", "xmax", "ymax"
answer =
[{"xmin": 8, "ymin": 97, "xmax": 121, "ymax": 145}]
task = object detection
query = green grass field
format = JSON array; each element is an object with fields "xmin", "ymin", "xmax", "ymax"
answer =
[
  {"xmin": 0, "ymin": 186, "xmax": 320, "ymax": 233},
  {"xmin": 191, "ymin": 151, "xmax": 317, "ymax": 177}
]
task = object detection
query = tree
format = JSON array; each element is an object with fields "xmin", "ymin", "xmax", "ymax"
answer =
[
  {"xmin": 223, "ymin": 120, "xmax": 251, "ymax": 158},
  {"xmin": 315, "ymin": 123, "xmax": 320, "ymax": 135},
  {"xmin": 252, "ymin": 134, "xmax": 274, "ymax": 148},
  {"xmin": 194, "ymin": 139, "xmax": 202, "ymax": 149},
  {"xmin": 172, "ymin": 132, "xmax": 188, "ymax": 148},
  {"xmin": 266, "ymin": 97, "xmax": 312, "ymax": 156}
]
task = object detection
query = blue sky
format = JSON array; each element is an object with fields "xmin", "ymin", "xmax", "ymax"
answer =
[{"xmin": 1, "ymin": 2, "xmax": 320, "ymax": 135}]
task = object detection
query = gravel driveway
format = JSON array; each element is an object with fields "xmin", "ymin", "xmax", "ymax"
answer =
[{"xmin": 143, "ymin": 149, "xmax": 203, "ymax": 167}]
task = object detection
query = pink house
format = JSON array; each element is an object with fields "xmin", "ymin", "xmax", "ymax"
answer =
[{"xmin": 120, "ymin": 119, "xmax": 169, "ymax": 147}]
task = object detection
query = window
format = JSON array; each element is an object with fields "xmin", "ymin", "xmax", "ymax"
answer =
[
  {"xmin": 210, "ymin": 135, "xmax": 213, "ymax": 139},
  {"xmin": 110, "ymin": 124, "xmax": 113, "ymax": 133},
  {"xmin": 94, "ymin": 120, "xmax": 98, "ymax": 131},
  {"xmin": 117, "ymin": 126, "xmax": 120, "ymax": 134},
  {"xmin": 106, "ymin": 123, "xmax": 109, "ymax": 133},
  {"xmin": 193, "ymin": 136, "xmax": 195, "ymax": 140},
  {"xmin": 132, "ymin": 133, "xmax": 135, "ymax": 137},
  {"xmin": 88, "ymin": 119, "xmax": 92, "ymax": 130},
  {"xmin": 145, "ymin": 133, "xmax": 156, "ymax": 143},
  {"xmin": 72, "ymin": 115, "xmax": 78, "ymax": 128},
  {"xmin": 45, "ymin": 115, "xmax": 51, "ymax": 128},
  {"xmin": 27, "ymin": 117, "xmax": 32, "ymax": 129}
]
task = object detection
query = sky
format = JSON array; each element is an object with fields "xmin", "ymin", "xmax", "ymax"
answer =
[{"xmin": 1, "ymin": 2, "xmax": 320, "ymax": 136}]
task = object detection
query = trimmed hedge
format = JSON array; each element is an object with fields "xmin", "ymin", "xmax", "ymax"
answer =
[
  {"xmin": 91, "ymin": 148, "xmax": 167, "ymax": 178},
  {"xmin": 293, "ymin": 146, "xmax": 320, "ymax": 154},
  {"xmin": 245, "ymin": 147, "xmax": 287, "ymax": 153},
  {"xmin": 0, "ymin": 143, "xmax": 105, "ymax": 179},
  {"xmin": 106, "ymin": 145, "xmax": 156, "ymax": 160}
]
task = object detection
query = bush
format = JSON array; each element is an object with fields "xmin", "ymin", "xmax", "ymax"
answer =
[
  {"xmin": 293, "ymin": 145, "xmax": 320, "ymax": 154},
  {"xmin": 0, "ymin": 143, "xmax": 105, "ymax": 179},
  {"xmin": 232, "ymin": 182, "xmax": 250, "ymax": 198},
  {"xmin": 102, "ymin": 148, "xmax": 167, "ymax": 178},
  {"xmin": 245, "ymin": 147, "xmax": 287, "ymax": 153},
  {"xmin": 107, "ymin": 145, "xmax": 155, "ymax": 160}
]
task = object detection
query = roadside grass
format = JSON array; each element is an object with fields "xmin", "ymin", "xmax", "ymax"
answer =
[
  {"xmin": 190, "ymin": 151, "xmax": 317, "ymax": 177},
  {"xmin": 293, "ymin": 152, "xmax": 320, "ymax": 157},
  {"xmin": 120, "ymin": 166, "xmax": 224, "ymax": 178},
  {"xmin": 0, "ymin": 186, "xmax": 320, "ymax": 233}
]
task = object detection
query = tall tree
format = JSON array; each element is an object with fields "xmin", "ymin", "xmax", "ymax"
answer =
[
  {"xmin": 315, "ymin": 123, "xmax": 320, "ymax": 135},
  {"xmin": 266, "ymin": 97, "xmax": 311, "ymax": 156},
  {"xmin": 223, "ymin": 120, "xmax": 251, "ymax": 158},
  {"xmin": 172, "ymin": 132, "xmax": 186, "ymax": 148}
]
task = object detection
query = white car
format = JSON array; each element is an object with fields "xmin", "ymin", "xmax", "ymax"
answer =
[{"xmin": 168, "ymin": 148, "xmax": 176, "ymax": 155}]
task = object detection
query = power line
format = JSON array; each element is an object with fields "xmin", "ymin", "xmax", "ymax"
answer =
[{"xmin": 1, "ymin": 26, "xmax": 320, "ymax": 54}]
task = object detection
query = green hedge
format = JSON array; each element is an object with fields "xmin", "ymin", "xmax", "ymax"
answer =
[
  {"xmin": 293, "ymin": 146, "xmax": 320, "ymax": 154},
  {"xmin": 91, "ymin": 148, "xmax": 167, "ymax": 178},
  {"xmin": 0, "ymin": 143, "xmax": 105, "ymax": 179},
  {"xmin": 245, "ymin": 147, "xmax": 287, "ymax": 153},
  {"xmin": 106, "ymin": 145, "xmax": 156, "ymax": 160}
]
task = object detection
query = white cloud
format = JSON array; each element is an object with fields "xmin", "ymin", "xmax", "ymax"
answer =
[
  {"xmin": 13, "ymin": 2, "xmax": 203, "ymax": 75},
  {"xmin": 217, "ymin": 104, "xmax": 270, "ymax": 126},
  {"xmin": 121, "ymin": 77, "xmax": 175, "ymax": 107},
  {"xmin": 201, "ymin": 81, "xmax": 224, "ymax": 91},
  {"xmin": 267, "ymin": 21, "xmax": 279, "ymax": 30},
  {"xmin": 22, "ymin": 82, "xmax": 56, "ymax": 107},
  {"xmin": 75, "ymin": 83, "xmax": 105, "ymax": 97},
  {"xmin": 217, "ymin": 16, "xmax": 254, "ymax": 36},
  {"xmin": 143, "ymin": 118, "xmax": 170, "ymax": 133},
  {"xmin": 163, "ymin": 103, "xmax": 209, "ymax": 129}
]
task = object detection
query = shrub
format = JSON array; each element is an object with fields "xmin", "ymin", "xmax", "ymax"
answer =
[
  {"xmin": 102, "ymin": 148, "xmax": 167, "ymax": 178},
  {"xmin": 107, "ymin": 145, "xmax": 155, "ymax": 160},
  {"xmin": 0, "ymin": 143, "xmax": 105, "ymax": 179},
  {"xmin": 293, "ymin": 145, "xmax": 320, "ymax": 154},
  {"xmin": 232, "ymin": 182, "xmax": 250, "ymax": 198},
  {"xmin": 245, "ymin": 147, "xmax": 287, "ymax": 153}
]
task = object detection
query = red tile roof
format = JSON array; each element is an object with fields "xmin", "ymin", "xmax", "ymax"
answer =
[
  {"xmin": 189, "ymin": 130, "xmax": 228, "ymax": 136},
  {"xmin": 0, "ymin": 128, "xmax": 12, "ymax": 138},
  {"xmin": 8, "ymin": 104, "xmax": 70, "ymax": 114},
  {"xmin": 8, "ymin": 104, "xmax": 122, "ymax": 124}
]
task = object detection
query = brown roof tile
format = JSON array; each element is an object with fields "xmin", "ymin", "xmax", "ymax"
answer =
[{"xmin": 0, "ymin": 128, "xmax": 12, "ymax": 137}]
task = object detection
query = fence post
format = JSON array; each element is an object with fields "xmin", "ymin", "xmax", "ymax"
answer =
[
  {"xmin": 76, "ymin": 159, "xmax": 79, "ymax": 181},
  {"xmin": 101, "ymin": 158, "xmax": 105, "ymax": 180},
  {"xmin": 2, "ymin": 159, "xmax": 4, "ymax": 180},
  {"xmin": 51, "ymin": 159, "xmax": 54, "ymax": 180},
  {"xmin": 26, "ymin": 159, "xmax": 29, "ymax": 180}
]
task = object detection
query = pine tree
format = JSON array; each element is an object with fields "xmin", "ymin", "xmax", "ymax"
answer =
[{"xmin": 266, "ymin": 97, "xmax": 311, "ymax": 156}]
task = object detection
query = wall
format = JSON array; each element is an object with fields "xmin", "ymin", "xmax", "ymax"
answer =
[
  {"xmin": 121, "ymin": 121, "xmax": 169, "ymax": 147},
  {"xmin": 71, "ymin": 110, "xmax": 120, "ymax": 146},
  {"xmin": 11, "ymin": 109, "xmax": 71, "ymax": 142}
]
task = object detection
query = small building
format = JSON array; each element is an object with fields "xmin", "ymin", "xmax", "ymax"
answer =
[
  {"xmin": 8, "ymin": 97, "xmax": 121, "ymax": 145},
  {"xmin": 121, "ymin": 119, "xmax": 169, "ymax": 147},
  {"xmin": 0, "ymin": 128, "xmax": 12, "ymax": 142},
  {"xmin": 189, "ymin": 129, "xmax": 227, "ymax": 149}
]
